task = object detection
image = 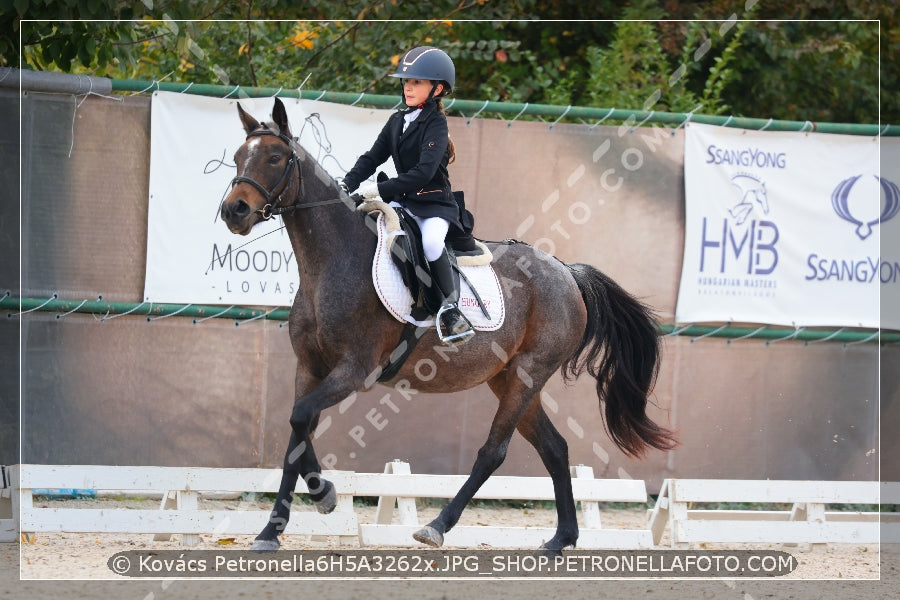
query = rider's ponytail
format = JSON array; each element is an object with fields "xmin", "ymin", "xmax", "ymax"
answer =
[{"xmin": 434, "ymin": 96, "xmax": 456, "ymax": 165}]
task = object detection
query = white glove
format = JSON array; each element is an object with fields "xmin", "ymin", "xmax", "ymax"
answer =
[{"xmin": 355, "ymin": 181, "xmax": 381, "ymax": 200}]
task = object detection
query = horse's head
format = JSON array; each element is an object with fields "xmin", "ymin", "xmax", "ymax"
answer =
[{"xmin": 220, "ymin": 97, "xmax": 299, "ymax": 235}]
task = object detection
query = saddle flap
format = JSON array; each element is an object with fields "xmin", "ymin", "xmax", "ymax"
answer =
[{"xmin": 392, "ymin": 209, "xmax": 428, "ymax": 303}]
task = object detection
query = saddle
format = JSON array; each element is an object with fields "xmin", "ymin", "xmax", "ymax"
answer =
[
  {"xmin": 359, "ymin": 199, "xmax": 494, "ymax": 317},
  {"xmin": 357, "ymin": 200, "xmax": 504, "ymax": 381}
]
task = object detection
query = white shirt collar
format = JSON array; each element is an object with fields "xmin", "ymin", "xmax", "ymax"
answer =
[{"xmin": 402, "ymin": 108, "xmax": 423, "ymax": 132}]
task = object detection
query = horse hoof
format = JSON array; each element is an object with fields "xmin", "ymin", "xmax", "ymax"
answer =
[
  {"xmin": 536, "ymin": 539, "xmax": 575, "ymax": 557},
  {"xmin": 412, "ymin": 525, "xmax": 444, "ymax": 548},
  {"xmin": 250, "ymin": 538, "xmax": 281, "ymax": 553},
  {"xmin": 535, "ymin": 545, "xmax": 563, "ymax": 558},
  {"xmin": 314, "ymin": 480, "xmax": 337, "ymax": 514}
]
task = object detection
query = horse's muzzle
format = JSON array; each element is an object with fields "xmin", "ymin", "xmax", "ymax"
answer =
[{"xmin": 220, "ymin": 198, "xmax": 253, "ymax": 234}]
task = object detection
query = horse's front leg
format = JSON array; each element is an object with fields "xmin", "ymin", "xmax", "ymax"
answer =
[{"xmin": 251, "ymin": 364, "xmax": 366, "ymax": 552}]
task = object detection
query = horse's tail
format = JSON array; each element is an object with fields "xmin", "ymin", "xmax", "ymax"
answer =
[{"xmin": 563, "ymin": 263, "xmax": 678, "ymax": 458}]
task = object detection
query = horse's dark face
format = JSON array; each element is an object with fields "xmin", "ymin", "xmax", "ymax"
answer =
[{"xmin": 220, "ymin": 99, "xmax": 296, "ymax": 235}]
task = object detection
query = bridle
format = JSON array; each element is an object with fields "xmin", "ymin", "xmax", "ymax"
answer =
[{"xmin": 229, "ymin": 127, "xmax": 341, "ymax": 220}]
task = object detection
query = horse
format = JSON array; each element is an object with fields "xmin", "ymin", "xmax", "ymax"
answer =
[{"xmin": 218, "ymin": 97, "xmax": 677, "ymax": 554}]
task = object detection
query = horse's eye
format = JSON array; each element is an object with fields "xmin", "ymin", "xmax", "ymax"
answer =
[{"xmin": 268, "ymin": 154, "xmax": 282, "ymax": 164}]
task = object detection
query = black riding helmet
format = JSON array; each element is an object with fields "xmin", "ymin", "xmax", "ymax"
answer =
[{"xmin": 390, "ymin": 46, "xmax": 455, "ymax": 100}]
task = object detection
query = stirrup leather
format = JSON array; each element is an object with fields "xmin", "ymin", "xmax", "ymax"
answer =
[{"xmin": 436, "ymin": 303, "xmax": 475, "ymax": 346}]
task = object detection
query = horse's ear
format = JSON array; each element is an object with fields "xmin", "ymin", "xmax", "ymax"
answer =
[
  {"xmin": 272, "ymin": 97, "xmax": 291, "ymax": 138},
  {"xmin": 237, "ymin": 102, "xmax": 260, "ymax": 135}
]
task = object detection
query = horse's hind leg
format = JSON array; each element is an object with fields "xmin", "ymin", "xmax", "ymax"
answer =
[
  {"xmin": 515, "ymin": 399, "xmax": 578, "ymax": 553},
  {"xmin": 413, "ymin": 365, "xmax": 553, "ymax": 549}
]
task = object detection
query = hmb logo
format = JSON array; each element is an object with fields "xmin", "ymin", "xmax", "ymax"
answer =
[
  {"xmin": 698, "ymin": 173, "xmax": 779, "ymax": 275},
  {"xmin": 699, "ymin": 218, "xmax": 779, "ymax": 275}
]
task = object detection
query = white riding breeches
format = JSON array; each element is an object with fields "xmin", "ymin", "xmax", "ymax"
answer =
[
  {"xmin": 390, "ymin": 202, "xmax": 449, "ymax": 262},
  {"xmin": 415, "ymin": 216, "xmax": 450, "ymax": 262}
]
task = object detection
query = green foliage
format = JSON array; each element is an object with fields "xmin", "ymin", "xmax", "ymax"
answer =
[
  {"xmin": 722, "ymin": 20, "xmax": 881, "ymax": 123},
  {"xmin": 545, "ymin": 21, "xmax": 679, "ymax": 111},
  {"xmin": 1, "ymin": 0, "xmax": 150, "ymax": 73},
  {"xmin": 2, "ymin": 1, "xmax": 892, "ymax": 124},
  {"xmin": 536, "ymin": 16, "xmax": 749, "ymax": 118}
]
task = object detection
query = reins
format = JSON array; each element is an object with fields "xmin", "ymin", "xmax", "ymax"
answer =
[{"xmin": 230, "ymin": 127, "xmax": 343, "ymax": 220}]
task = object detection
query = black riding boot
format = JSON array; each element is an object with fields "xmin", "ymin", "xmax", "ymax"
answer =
[{"xmin": 428, "ymin": 251, "xmax": 475, "ymax": 347}]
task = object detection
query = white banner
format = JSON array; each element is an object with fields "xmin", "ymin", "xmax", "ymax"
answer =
[
  {"xmin": 145, "ymin": 91, "xmax": 395, "ymax": 306},
  {"xmin": 676, "ymin": 123, "xmax": 893, "ymax": 328},
  {"xmin": 882, "ymin": 138, "xmax": 900, "ymax": 330}
]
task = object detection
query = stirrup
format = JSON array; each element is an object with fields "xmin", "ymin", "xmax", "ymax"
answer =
[{"xmin": 436, "ymin": 303, "xmax": 475, "ymax": 347}]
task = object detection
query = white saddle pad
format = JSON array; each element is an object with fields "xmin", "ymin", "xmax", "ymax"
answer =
[{"xmin": 368, "ymin": 208, "xmax": 505, "ymax": 331}]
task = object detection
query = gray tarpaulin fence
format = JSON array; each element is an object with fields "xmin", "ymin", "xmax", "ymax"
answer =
[{"xmin": 2, "ymin": 68, "xmax": 894, "ymax": 489}]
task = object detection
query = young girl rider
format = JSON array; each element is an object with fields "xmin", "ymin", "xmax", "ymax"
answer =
[{"xmin": 340, "ymin": 46, "xmax": 475, "ymax": 347}]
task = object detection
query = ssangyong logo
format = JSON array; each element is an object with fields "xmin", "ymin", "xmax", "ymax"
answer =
[
  {"xmin": 805, "ymin": 174, "xmax": 898, "ymax": 284},
  {"xmin": 831, "ymin": 174, "xmax": 900, "ymax": 240}
]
